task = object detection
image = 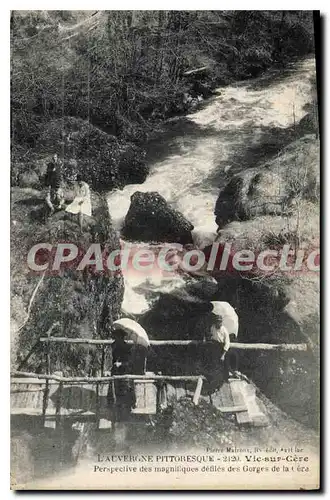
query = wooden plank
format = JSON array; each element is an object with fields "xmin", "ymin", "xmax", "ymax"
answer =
[
  {"xmin": 38, "ymin": 337, "xmax": 309, "ymax": 351},
  {"xmin": 36, "ymin": 385, "xmax": 44, "ymax": 410},
  {"xmin": 44, "ymin": 379, "xmax": 59, "ymax": 428},
  {"xmin": 11, "ymin": 383, "xmax": 44, "ymax": 415},
  {"xmin": 95, "ymin": 383, "xmax": 100, "ymax": 424},
  {"xmin": 11, "ymin": 378, "xmax": 58, "ymax": 385},
  {"xmin": 11, "ymin": 386, "xmax": 45, "ymax": 393},
  {"xmin": 211, "ymin": 382, "xmax": 233, "ymax": 410},
  {"xmin": 17, "ymin": 384, "xmax": 25, "ymax": 408},
  {"xmin": 83, "ymin": 383, "xmax": 95, "ymax": 411},
  {"xmin": 166, "ymin": 384, "xmax": 177, "ymax": 405},
  {"xmin": 98, "ymin": 418, "xmax": 112, "ymax": 429},
  {"xmin": 18, "ymin": 384, "xmax": 27, "ymax": 408},
  {"xmin": 193, "ymin": 377, "xmax": 203, "ymax": 406},
  {"xmin": 11, "ymin": 408, "xmax": 46, "ymax": 416},
  {"xmin": 134, "ymin": 380, "xmax": 147, "ymax": 410},
  {"xmin": 42, "ymin": 380, "xmax": 49, "ymax": 422},
  {"xmin": 217, "ymin": 405, "xmax": 247, "ymax": 413},
  {"xmin": 12, "ymin": 408, "xmax": 97, "ymax": 417},
  {"xmin": 55, "ymin": 382, "xmax": 63, "ymax": 427},
  {"xmin": 240, "ymin": 382, "xmax": 269, "ymax": 427},
  {"xmin": 25, "ymin": 384, "xmax": 41, "ymax": 409},
  {"xmin": 131, "ymin": 408, "xmax": 157, "ymax": 415},
  {"xmin": 133, "ymin": 378, "xmax": 157, "ymax": 415},
  {"xmin": 101, "ymin": 347, "xmax": 105, "ymax": 377},
  {"xmin": 228, "ymin": 379, "xmax": 251, "ymax": 426},
  {"xmin": 12, "ymin": 372, "xmax": 205, "ymax": 383}
]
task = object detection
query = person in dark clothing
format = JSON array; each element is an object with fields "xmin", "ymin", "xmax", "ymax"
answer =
[
  {"xmin": 130, "ymin": 344, "xmax": 148, "ymax": 375},
  {"xmin": 111, "ymin": 334, "xmax": 132, "ymax": 374},
  {"xmin": 45, "ymin": 154, "xmax": 65, "ymax": 214},
  {"xmin": 110, "ymin": 333, "xmax": 135, "ymax": 420},
  {"xmin": 109, "ymin": 329, "xmax": 149, "ymax": 419}
]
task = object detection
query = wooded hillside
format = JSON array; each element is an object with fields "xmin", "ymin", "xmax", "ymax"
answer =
[{"xmin": 11, "ymin": 11, "xmax": 315, "ymax": 151}]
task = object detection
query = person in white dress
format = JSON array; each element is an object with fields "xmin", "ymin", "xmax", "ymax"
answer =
[
  {"xmin": 65, "ymin": 174, "xmax": 92, "ymax": 217},
  {"xmin": 209, "ymin": 301, "xmax": 239, "ymax": 381},
  {"xmin": 210, "ymin": 301, "xmax": 239, "ymax": 344}
]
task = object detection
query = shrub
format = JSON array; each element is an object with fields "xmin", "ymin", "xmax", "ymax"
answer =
[{"xmin": 36, "ymin": 117, "xmax": 147, "ymax": 191}]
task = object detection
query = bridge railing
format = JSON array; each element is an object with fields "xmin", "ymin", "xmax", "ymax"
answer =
[{"xmin": 38, "ymin": 336, "xmax": 309, "ymax": 351}]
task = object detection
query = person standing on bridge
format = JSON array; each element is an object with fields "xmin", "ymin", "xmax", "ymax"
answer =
[
  {"xmin": 109, "ymin": 319, "xmax": 150, "ymax": 448},
  {"xmin": 208, "ymin": 301, "xmax": 239, "ymax": 385}
]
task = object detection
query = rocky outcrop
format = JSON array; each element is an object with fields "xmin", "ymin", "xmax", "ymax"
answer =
[
  {"xmin": 215, "ymin": 134, "xmax": 319, "ymax": 228},
  {"xmin": 213, "ymin": 132, "xmax": 320, "ymax": 349},
  {"xmin": 207, "ymin": 271, "xmax": 319, "ymax": 428},
  {"xmin": 137, "ymin": 275, "xmax": 217, "ymax": 339},
  {"xmin": 210, "ymin": 133, "xmax": 320, "ymax": 426},
  {"xmin": 211, "ymin": 133, "xmax": 320, "ymax": 428},
  {"xmin": 11, "ymin": 187, "xmax": 124, "ymax": 375},
  {"xmin": 12, "ymin": 117, "xmax": 147, "ymax": 192},
  {"xmin": 122, "ymin": 191, "xmax": 194, "ymax": 244}
]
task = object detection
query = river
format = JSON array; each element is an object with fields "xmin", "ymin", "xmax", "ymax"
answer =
[
  {"xmin": 11, "ymin": 56, "xmax": 318, "ymax": 489},
  {"xmin": 107, "ymin": 57, "xmax": 316, "ymax": 315}
]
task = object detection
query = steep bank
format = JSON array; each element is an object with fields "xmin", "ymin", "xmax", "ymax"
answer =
[
  {"xmin": 108, "ymin": 57, "xmax": 316, "ymax": 235},
  {"xmin": 107, "ymin": 56, "xmax": 319, "ymax": 428},
  {"xmin": 12, "ymin": 117, "xmax": 147, "ymax": 192},
  {"xmin": 11, "ymin": 187, "xmax": 124, "ymax": 374},
  {"xmin": 108, "ymin": 56, "xmax": 318, "ymax": 316},
  {"xmin": 11, "ymin": 11, "xmax": 315, "ymax": 148}
]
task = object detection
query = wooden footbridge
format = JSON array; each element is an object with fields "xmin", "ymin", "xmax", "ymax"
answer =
[{"xmin": 11, "ymin": 335, "xmax": 309, "ymax": 430}]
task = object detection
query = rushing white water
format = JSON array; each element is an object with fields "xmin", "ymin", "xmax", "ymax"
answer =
[
  {"xmin": 15, "ymin": 59, "xmax": 318, "ymax": 491},
  {"xmin": 107, "ymin": 57, "xmax": 316, "ymax": 315}
]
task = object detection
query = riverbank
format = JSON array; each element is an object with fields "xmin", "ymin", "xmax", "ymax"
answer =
[{"xmin": 107, "ymin": 56, "xmax": 319, "ymax": 429}]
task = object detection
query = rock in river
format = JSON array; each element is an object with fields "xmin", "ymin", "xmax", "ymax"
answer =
[{"xmin": 122, "ymin": 191, "xmax": 194, "ymax": 245}]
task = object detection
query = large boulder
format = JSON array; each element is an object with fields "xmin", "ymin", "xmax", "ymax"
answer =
[
  {"xmin": 137, "ymin": 275, "xmax": 218, "ymax": 376},
  {"xmin": 207, "ymin": 271, "xmax": 319, "ymax": 428},
  {"xmin": 11, "ymin": 187, "xmax": 124, "ymax": 375},
  {"xmin": 137, "ymin": 275, "xmax": 217, "ymax": 339},
  {"xmin": 212, "ymin": 132, "xmax": 319, "ymax": 428},
  {"xmin": 122, "ymin": 191, "xmax": 194, "ymax": 244},
  {"xmin": 117, "ymin": 143, "xmax": 149, "ymax": 186},
  {"xmin": 215, "ymin": 135, "xmax": 319, "ymax": 228}
]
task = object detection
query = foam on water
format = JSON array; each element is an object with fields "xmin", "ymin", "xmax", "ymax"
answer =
[{"xmin": 107, "ymin": 57, "xmax": 315, "ymax": 315}]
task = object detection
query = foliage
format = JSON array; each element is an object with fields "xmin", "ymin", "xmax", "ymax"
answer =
[
  {"xmin": 11, "ymin": 188, "xmax": 124, "ymax": 374},
  {"xmin": 36, "ymin": 117, "xmax": 147, "ymax": 191},
  {"xmin": 11, "ymin": 10, "xmax": 315, "ymax": 149},
  {"xmin": 163, "ymin": 397, "xmax": 236, "ymax": 448}
]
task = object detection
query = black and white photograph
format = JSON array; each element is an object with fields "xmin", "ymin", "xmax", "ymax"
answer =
[{"xmin": 10, "ymin": 10, "xmax": 320, "ymax": 490}]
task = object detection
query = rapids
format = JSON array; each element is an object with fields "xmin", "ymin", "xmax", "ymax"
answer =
[{"xmin": 107, "ymin": 57, "xmax": 316, "ymax": 315}]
